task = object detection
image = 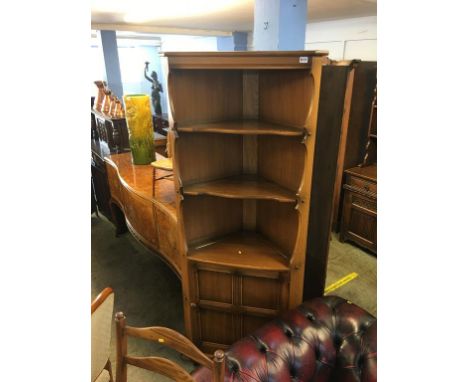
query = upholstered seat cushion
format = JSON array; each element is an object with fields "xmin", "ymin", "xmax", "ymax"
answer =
[
  {"xmin": 191, "ymin": 296, "xmax": 377, "ymax": 382},
  {"xmin": 94, "ymin": 369, "xmax": 110, "ymax": 382}
]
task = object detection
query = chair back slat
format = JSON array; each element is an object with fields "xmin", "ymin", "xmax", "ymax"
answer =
[
  {"xmin": 125, "ymin": 326, "xmax": 213, "ymax": 369},
  {"xmin": 115, "ymin": 311, "xmax": 225, "ymax": 382},
  {"xmin": 125, "ymin": 356, "xmax": 195, "ymax": 382}
]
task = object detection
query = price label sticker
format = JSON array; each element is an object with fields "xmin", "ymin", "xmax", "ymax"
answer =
[{"xmin": 299, "ymin": 56, "xmax": 308, "ymax": 64}]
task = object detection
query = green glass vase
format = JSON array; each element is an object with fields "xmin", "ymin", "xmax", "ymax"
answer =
[{"xmin": 123, "ymin": 94, "xmax": 156, "ymax": 165}]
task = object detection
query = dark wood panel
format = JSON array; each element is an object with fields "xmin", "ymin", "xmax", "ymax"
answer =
[
  {"xmin": 332, "ymin": 62, "xmax": 377, "ymax": 231},
  {"xmin": 198, "ymin": 270, "xmax": 234, "ymax": 304},
  {"xmin": 91, "ymin": 158, "xmax": 112, "ymax": 220},
  {"xmin": 241, "ymin": 314, "xmax": 272, "ymax": 337},
  {"xmin": 344, "ymin": 62, "xmax": 378, "ymax": 170},
  {"xmin": 303, "ymin": 65, "xmax": 349, "ymax": 300},
  {"xmin": 199, "ymin": 309, "xmax": 236, "ymax": 345},
  {"xmin": 241, "ymin": 275, "xmax": 281, "ymax": 310}
]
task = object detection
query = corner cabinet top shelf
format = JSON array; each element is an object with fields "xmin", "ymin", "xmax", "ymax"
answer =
[
  {"xmin": 163, "ymin": 50, "xmax": 328, "ymax": 69},
  {"xmin": 176, "ymin": 120, "xmax": 305, "ymax": 136},
  {"xmin": 188, "ymin": 232, "xmax": 289, "ymax": 272},
  {"xmin": 183, "ymin": 175, "xmax": 297, "ymax": 202}
]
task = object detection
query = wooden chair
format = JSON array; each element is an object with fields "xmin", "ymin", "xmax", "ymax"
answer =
[
  {"xmin": 91, "ymin": 287, "xmax": 115, "ymax": 382},
  {"xmin": 115, "ymin": 311, "xmax": 225, "ymax": 382}
]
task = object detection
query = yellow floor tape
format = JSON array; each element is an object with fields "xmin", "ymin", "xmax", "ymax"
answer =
[{"xmin": 324, "ymin": 272, "xmax": 359, "ymax": 295}]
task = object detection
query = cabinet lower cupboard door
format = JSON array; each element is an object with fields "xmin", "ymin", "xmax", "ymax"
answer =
[
  {"xmin": 189, "ymin": 262, "xmax": 289, "ymax": 352},
  {"xmin": 341, "ymin": 191, "xmax": 377, "ymax": 253}
]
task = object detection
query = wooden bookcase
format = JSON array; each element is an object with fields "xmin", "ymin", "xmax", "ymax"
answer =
[{"xmin": 163, "ymin": 51, "xmax": 343, "ymax": 352}]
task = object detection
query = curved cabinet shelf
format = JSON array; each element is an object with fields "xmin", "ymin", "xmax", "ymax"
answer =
[
  {"xmin": 176, "ymin": 120, "xmax": 304, "ymax": 136},
  {"xmin": 183, "ymin": 175, "xmax": 297, "ymax": 203},
  {"xmin": 188, "ymin": 232, "xmax": 289, "ymax": 272}
]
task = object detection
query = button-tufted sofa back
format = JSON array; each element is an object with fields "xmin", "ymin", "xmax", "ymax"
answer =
[{"xmin": 192, "ymin": 296, "xmax": 377, "ymax": 382}]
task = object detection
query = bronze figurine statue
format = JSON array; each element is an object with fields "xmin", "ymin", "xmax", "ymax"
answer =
[{"xmin": 144, "ymin": 62, "xmax": 163, "ymax": 116}]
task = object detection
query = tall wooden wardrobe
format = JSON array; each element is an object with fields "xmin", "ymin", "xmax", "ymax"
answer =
[
  {"xmin": 331, "ymin": 61, "xmax": 377, "ymax": 232},
  {"xmin": 163, "ymin": 51, "xmax": 348, "ymax": 352}
]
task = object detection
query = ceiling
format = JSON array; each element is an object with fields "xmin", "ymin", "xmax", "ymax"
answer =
[{"xmin": 91, "ymin": 0, "xmax": 377, "ymax": 34}]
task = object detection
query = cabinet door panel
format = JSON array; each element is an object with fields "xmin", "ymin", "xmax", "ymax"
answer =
[
  {"xmin": 241, "ymin": 275, "xmax": 281, "ymax": 310},
  {"xmin": 341, "ymin": 191, "xmax": 377, "ymax": 252},
  {"xmin": 198, "ymin": 269, "xmax": 233, "ymax": 304},
  {"xmin": 348, "ymin": 207, "xmax": 376, "ymax": 246},
  {"xmin": 199, "ymin": 309, "xmax": 236, "ymax": 345}
]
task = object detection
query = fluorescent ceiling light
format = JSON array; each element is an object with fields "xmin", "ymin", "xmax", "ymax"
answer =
[{"xmin": 93, "ymin": 0, "xmax": 249, "ymax": 23}]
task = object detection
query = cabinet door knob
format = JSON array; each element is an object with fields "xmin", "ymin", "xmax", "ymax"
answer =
[{"xmin": 190, "ymin": 303, "xmax": 197, "ymax": 309}]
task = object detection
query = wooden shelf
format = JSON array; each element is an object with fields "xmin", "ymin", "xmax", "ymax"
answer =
[
  {"xmin": 183, "ymin": 175, "xmax": 297, "ymax": 203},
  {"xmin": 177, "ymin": 120, "xmax": 304, "ymax": 136},
  {"xmin": 188, "ymin": 232, "xmax": 289, "ymax": 272}
]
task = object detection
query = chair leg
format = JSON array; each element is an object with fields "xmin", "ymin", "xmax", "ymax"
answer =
[
  {"xmin": 115, "ymin": 312, "xmax": 128, "ymax": 382},
  {"xmin": 213, "ymin": 350, "xmax": 225, "ymax": 382}
]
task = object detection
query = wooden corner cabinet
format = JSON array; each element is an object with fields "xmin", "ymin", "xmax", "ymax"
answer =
[{"xmin": 163, "ymin": 51, "xmax": 345, "ymax": 352}]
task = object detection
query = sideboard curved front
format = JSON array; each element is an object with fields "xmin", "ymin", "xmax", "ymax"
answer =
[{"xmin": 104, "ymin": 153, "xmax": 182, "ymax": 277}]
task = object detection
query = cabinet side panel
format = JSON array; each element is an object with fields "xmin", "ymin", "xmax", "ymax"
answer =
[
  {"xmin": 182, "ymin": 195, "xmax": 243, "ymax": 246},
  {"xmin": 175, "ymin": 133, "xmax": 243, "ymax": 186},
  {"xmin": 257, "ymin": 200, "xmax": 298, "ymax": 257},
  {"xmin": 170, "ymin": 69, "xmax": 243, "ymax": 125},
  {"xmin": 303, "ymin": 66, "xmax": 349, "ymax": 299},
  {"xmin": 259, "ymin": 70, "xmax": 313, "ymax": 128},
  {"xmin": 257, "ymin": 135, "xmax": 305, "ymax": 192}
]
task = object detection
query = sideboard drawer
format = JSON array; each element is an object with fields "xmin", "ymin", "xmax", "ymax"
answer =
[
  {"xmin": 347, "ymin": 175, "xmax": 376, "ymax": 195},
  {"xmin": 351, "ymin": 193, "xmax": 376, "ymax": 213}
]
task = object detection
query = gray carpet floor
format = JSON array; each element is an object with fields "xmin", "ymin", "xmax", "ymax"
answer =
[{"xmin": 91, "ymin": 214, "xmax": 376, "ymax": 381}]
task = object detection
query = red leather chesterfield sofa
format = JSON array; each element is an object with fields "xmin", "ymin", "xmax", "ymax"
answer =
[{"xmin": 192, "ymin": 296, "xmax": 377, "ymax": 382}]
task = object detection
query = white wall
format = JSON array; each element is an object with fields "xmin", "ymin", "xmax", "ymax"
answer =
[
  {"xmin": 246, "ymin": 16, "xmax": 376, "ymax": 60},
  {"xmin": 160, "ymin": 35, "xmax": 218, "ymax": 52},
  {"xmin": 305, "ymin": 16, "xmax": 376, "ymax": 61}
]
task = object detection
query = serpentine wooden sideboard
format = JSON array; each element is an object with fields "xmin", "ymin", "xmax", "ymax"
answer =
[
  {"xmin": 102, "ymin": 51, "xmax": 350, "ymax": 353},
  {"xmin": 105, "ymin": 152, "xmax": 181, "ymax": 276}
]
